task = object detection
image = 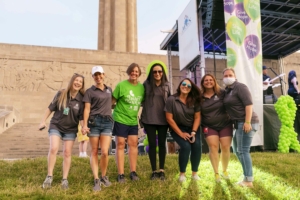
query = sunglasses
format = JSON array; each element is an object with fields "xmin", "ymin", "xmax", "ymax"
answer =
[
  {"xmin": 153, "ymin": 70, "xmax": 163, "ymax": 74},
  {"xmin": 181, "ymin": 82, "xmax": 192, "ymax": 88},
  {"xmin": 74, "ymin": 73, "xmax": 84, "ymax": 78}
]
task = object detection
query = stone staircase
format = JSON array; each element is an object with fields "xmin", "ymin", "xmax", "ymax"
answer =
[{"xmin": 0, "ymin": 123, "xmax": 82, "ymax": 159}]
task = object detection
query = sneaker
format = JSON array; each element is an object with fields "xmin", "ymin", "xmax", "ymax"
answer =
[
  {"xmin": 61, "ymin": 179, "xmax": 69, "ymax": 190},
  {"xmin": 215, "ymin": 173, "xmax": 221, "ymax": 183},
  {"xmin": 42, "ymin": 176, "xmax": 53, "ymax": 189},
  {"xmin": 191, "ymin": 174, "xmax": 200, "ymax": 181},
  {"xmin": 117, "ymin": 174, "xmax": 126, "ymax": 183},
  {"xmin": 130, "ymin": 171, "xmax": 139, "ymax": 181},
  {"xmin": 178, "ymin": 174, "xmax": 186, "ymax": 182},
  {"xmin": 221, "ymin": 171, "xmax": 230, "ymax": 180},
  {"xmin": 237, "ymin": 180, "xmax": 253, "ymax": 188},
  {"xmin": 150, "ymin": 172, "xmax": 159, "ymax": 180},
  {"xmin": 159, "ymin": 171, "xmax": 165, "ymax": 181},
  {"xmin": 93, "ymin": 179, "xmax": 101, "ymax": 191},
  {"xmin": 100, "ymin": 176, "xmax": 112, "ymax": 187}
]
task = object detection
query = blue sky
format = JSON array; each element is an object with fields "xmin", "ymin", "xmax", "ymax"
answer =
[{"xmin": 0, "ymin": 0, "xmax": 190, "ymax": 55}]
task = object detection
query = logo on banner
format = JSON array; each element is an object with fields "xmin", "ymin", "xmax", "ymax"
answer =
[{"xmin": 182, "ymin": 15, "xmax": 191, "ymax": 33}]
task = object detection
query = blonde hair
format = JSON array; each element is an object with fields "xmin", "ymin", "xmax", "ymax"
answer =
[{"xmin": 57, "ymin": 74, "xmax": 85, "ymax": 110}]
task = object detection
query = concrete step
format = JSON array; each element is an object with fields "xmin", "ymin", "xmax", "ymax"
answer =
[{"xmin": 0, "ymin": 123, "xmax": 87, "ymax": 159}]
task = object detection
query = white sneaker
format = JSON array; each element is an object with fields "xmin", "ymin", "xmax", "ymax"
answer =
[
  {"xmin": 191, "ymin": 174, "xmax": 200, "ymax": 181},
  {"xmin": 178, "ymin": 175, "xmax": 186, "ymax": 182}
]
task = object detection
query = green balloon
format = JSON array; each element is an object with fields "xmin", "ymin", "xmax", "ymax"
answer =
[
  {"xmin": 254, "ymin": 55, "xmax": 262, "ymax": 74},
  {"xmin": 226, "ymin": 16, "xmax": 246, "ymax": 46},
  {"xmin": 227, "ymin": 48, "xmax": 237, "ymax": 68},
  {"xmin": 244, "ymin": 0, "xmax": 260, "ymax": 21}
]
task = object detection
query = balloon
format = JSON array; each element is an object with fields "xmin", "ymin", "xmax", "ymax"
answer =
[
  {"xmin": 244, "ymin": 34, "xmax": 260, "ymax": 59},
  {"xmin": 156, "ymin": 146, "xmax": 159, "ymax": 153},
  {"xmin": 227, "ymin": 48, "xmax": 237, "ymax": 68},
  {"xmin": 254, "ymin": 54, "xmax": 262, "ymax": 74},
  {"xmin": 235, "ymin": 0, "xmax": 243, "ymax": 3},
  {"xmin": 226, "ymin": 16, "xmax": 246, "ymax": 46},
  {"xmin": 244, "ymin": 0, "xmax": 260, "ymax": 21},
  {"xmin": 225, "ymin": 31, "xmax": 231, "ymax": 41},
  {"xmin": 235, "ymin": 3, "xmax": 250, "ymax": 25},
  {"xmin": 145, "ymin": 145, "xmax": 149, "ymax": 153},
  {"xmin": 224, "ymin": 0, "xmax": 235, "ymax": 14}
]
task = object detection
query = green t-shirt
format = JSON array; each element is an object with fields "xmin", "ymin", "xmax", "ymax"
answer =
[{"xmin": 112, "ymin": 80, "xmax": 145, "ymax": 126}]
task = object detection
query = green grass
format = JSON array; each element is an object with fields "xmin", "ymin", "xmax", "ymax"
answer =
[{"xmin": 0, "ymin": 153, "xmax": 300, "ymax": 200}]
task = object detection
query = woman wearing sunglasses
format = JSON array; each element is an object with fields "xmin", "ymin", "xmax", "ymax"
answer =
[
  {"xmin": 165, "ymin": 78, "xmax": 202, "ymax": 182},
  {"xmin": 141, "ymin": 60, "xmax": 171, "ymax": 180},
  {"xmin": 39, "ymin": 73, "xmax": 85, "ymax": 190},
  {"xmin": 222, "ymin": 68, "xmax": 259, "ymax": 188},
  {"xmin": 81, "ymin": 66, "xmax": 114, "ymax": 191},
  {"xmin": 200, "ymin": 74, "xmax": 232, "ymax": 182}
]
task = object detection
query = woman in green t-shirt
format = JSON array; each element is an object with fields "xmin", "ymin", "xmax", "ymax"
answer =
[{"xmin": 112, "ymin": 63, "xmax": 145, "ymax": 183}]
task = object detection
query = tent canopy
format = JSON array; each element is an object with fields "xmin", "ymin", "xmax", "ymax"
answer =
[{"xmin": 160, "ymin": 0, "xmax": 300, "ymax": 59}]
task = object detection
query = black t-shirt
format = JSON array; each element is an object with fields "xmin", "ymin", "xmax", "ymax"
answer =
[
  {"xmin": 263, "ymin": 74, "xmax": 273, "ymax": 95},
  {"xmin": 201, "ymin": 89, "xmax": 231, "ymax": 131},
  {"xmin": 223, "ymin": 82, "xmax": 259, "ymax": 123},
  {"xmin": 83, "ymin": 85, "xmax": 112, "ymax": 117},
  {"xmin": 49, "ymin": 91, "xmax": 84, "ymax": 133},
  {"xmin": 165, "ymin": 95, "xmax": 201, "ymax": 127},
  {"xmin": 141, "ymin": 81, "xmax": 171, "ymax": 125}
]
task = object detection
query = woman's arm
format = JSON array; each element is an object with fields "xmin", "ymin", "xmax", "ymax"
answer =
[
  {"xmin": 166, "ymin": 112, "xmax": 190, "ymax": 140},
  {"xmin": 192, "ymin": 112, "xmax": 201, "ymax": 133},
  {"xmin": 243, "ymin": 105, "xmax": 253, "ymax": 133},
  {"xmin": 82, "ymin": 102, "xmax": 91, "ymax": 134},
  {"xmin": 39, "ymin": 108, "xmax": 52, "ymax": 130},
  {"xmin": 292, "ymin": 77, "xmax": 300, "ymax": 93}
]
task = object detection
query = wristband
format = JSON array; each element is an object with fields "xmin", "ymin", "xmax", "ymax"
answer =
[
  {"xmin": 192, "ymin": 130, "xmax": 197, "ymax": 132},
  {"xmin": 245, "ymin": 121, "xmax": 251, "ymax": 124},
  {"xmin": 191, "ymin": 131, "xmax": 196, "ymax": 135}
]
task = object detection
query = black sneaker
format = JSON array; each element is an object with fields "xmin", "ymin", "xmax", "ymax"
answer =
[
  {"xmin": 159, "ymin": 171, "xmax": 166, "ymax": 181},
  {"xmin": 150, "ymin": 172, "xmax": 159, "ymax": 180},
  {"xmin": 93, "ymin": 179, "xmax": 101, "ymax": 191},
  {"xmin": 117, "ymin": 174, "xmax": 126, "ymax": 183},
  {"xmin": 130, "ymin": 171, "xmax": 139, "ymax": 181}
]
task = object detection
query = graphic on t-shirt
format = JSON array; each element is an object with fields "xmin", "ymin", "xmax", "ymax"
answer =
[
  {"xmin": 106, "ymin": 89, "xmax": 111, "ymax": 93},
  {"xmin": 129, "ymin": 90, "xmax": 134, "ymax": 97},
  {"xmin": 73, "ymin": 103, "xmax": 79, "ymax": 110}
]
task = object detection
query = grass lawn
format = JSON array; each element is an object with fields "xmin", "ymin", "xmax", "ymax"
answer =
[{"xmin": 0, "ymin": 153, "xmax": 299, "ymax": 200}]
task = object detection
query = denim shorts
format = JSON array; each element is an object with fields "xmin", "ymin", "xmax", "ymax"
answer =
[
  {"xmin": 88, "ymin": 115, "xmax": 113, "ymax": 137},
  {"xmin": 49, "ymin": 129, "xmax": 77, "ymax": 141}
]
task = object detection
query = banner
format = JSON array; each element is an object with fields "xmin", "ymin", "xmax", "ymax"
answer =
[
  {"xmin": 178, "ymin": 0, "xmax": 199, "ymax": 71},
  {"xmin": 224, "ymin": 0, "xmax": 263, "ymax": 146}
]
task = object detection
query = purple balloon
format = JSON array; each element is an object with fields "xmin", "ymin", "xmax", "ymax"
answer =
[
  {"xmin": 146, "ymin": 146, "xmax": 149, "ymax": 153},
  {"xmin": 156, "ymin": 139, "xmax": 158, "ymax": 146},
  {"xmin": 224, "ymin": 0, "xmax": 235, "ymax": 14},
  {"xmin": 244, "ymin": 35, "xmax": 260, "ymax": 59},
  {"xmin": 235, "ymin": 3, "xmax": 250, "ymax": 25}
]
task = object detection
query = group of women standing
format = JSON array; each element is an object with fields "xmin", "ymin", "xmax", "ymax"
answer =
[{"xmin": 39, "ymin": 61, "xmax": 258, "ymax": 191}]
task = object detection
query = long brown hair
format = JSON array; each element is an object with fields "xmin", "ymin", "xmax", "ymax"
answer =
[
  {"xmin": 200, "ymin": 74, "xmax": 221, "ymax": 95},
  {"xmin": 175, "ymin": 78, "xmax": 201, "ymax": 108},
  {"xmin": 57, "ymin": 73, "xmax": 85, "ymax": 110}
]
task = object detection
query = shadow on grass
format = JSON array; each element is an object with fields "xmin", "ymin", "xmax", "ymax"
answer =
[
  {"xmin": 180, "ymin": 180, "xmax": 201, "ymax": 200},
  {"xmin": 251, "ymin": 181, "xmax": 279, "ymax": 200},
  {"xmin": 211, "ymin": 183, "xmax": 230, "ymax": 200}
]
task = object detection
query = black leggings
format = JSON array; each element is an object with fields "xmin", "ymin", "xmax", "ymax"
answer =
[{"xmin": 143, "ymin": 124, "xmax": 169, "ymax": 171}]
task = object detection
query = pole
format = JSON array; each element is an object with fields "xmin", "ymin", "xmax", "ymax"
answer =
[{"xmin": 198, "ymin": 7, "xmax": 205, "ymax": 81}]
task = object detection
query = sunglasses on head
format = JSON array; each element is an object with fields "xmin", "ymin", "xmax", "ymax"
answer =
[
  {"xmin": 74, "ymin": 73, "xmax": 84, "ymax": 78},
  {"xmin": 181, "ymin": 82, "xmax": 192, "ymax": 88},
  {"xmin": 153, "ymin": 70, "xmax": 163, "ymax": 74}
]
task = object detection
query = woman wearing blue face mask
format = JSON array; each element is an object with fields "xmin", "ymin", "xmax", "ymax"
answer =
[{"xmin": 222, "ymin": 68, "xmax": 259, "ymax": 188}]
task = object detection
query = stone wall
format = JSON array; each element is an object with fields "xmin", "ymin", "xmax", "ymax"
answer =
[{"xmin": 0, "ymin": 43, "xmax": 291, "ymax": 123}]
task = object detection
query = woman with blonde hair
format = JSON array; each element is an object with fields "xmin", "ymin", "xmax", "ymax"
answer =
[
  {"xmin": 39, "ymin": 73, "xmax": 85, "ymax": 190},
  {"xmin": 200, "ymin": 74, "xmax": 232, "ymax": 182}
]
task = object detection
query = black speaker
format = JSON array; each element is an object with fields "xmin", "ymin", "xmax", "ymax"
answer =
[{"xmin": 205, "ymin": 0, "xmax": 225, "ymax": 29}]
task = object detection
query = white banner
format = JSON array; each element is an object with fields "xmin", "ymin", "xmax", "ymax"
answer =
[
  {"xmin": 224, "ymin": 0, "xmax": 263, "ymax": 146},
  {"xmin": 178, "ymin": 0, "xmax": 199, "ymax": 71}
]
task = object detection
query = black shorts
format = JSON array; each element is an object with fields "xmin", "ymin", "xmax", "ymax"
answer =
[{"xmin": 112, "ymin": 121, "xmax": 138, "ymax": 138}]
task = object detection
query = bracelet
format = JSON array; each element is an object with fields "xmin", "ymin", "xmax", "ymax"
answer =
[
  {"xmin": 245, "ymin": 121, "xmax": 251, "ymax": 124},
  {"xmin": 192, "ymin": 130, "xmax": 197, "ymax": 132},
  {"xmin": 191, "ymin": 131, "xmax": 196, "ymax": 135}
]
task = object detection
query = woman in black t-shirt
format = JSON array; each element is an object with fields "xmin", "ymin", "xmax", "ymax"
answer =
[
  {"xmin": 200, "ymin": 74, "xmax": 232, "ymax": 182},
  {"xmin": 39, "ymin": 73, "xmax": 85, "ymax": 190}
]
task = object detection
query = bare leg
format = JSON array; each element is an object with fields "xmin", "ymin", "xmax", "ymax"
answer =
[
  {"xmin": 206, "ymin": 135, "xmax": 220, "ymax": 174},
  {"xmin": 47, "ymin": 135, "xmax": 60, "ymax": 176},
  {"xmin": 115, "ymin": 136, "xmax": 126, "ymax": 174},
  {"xmin": 127, "ymin": 135, "xmax": 138, "ymax": 172},
  {"xmin": 62, "ymin": 140, "xmax": 75, "ymax": 179},
  {"xmin": 99, "ymin": 135, "xmax": 111, "ymax": 177},
  {"xmin": 89, "ymin": 137, "xmax": 100, "ymax": 179},
  {"xmin": 220, "ymin": 136, "xmax": 232, "ymax": 172}
]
